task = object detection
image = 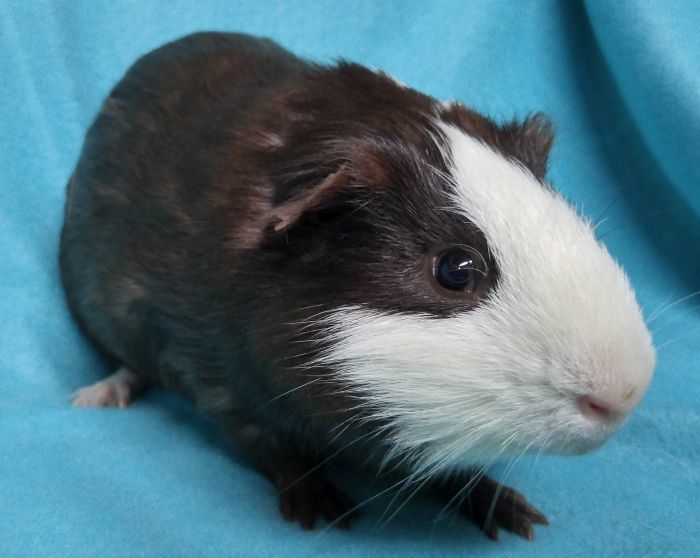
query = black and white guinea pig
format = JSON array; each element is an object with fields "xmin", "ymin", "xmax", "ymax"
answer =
[{"xmin": 60, "ymin": 32, "xmax": 655, "ymax": 539}]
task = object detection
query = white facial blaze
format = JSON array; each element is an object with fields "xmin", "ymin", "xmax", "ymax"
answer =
[{"xmin": 312, "ymin": 123, "xmax": 655, "ymax": 473}]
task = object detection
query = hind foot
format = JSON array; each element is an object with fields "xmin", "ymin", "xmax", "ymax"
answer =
[{"xmin": 72, "ymin": 366, "xmax": 145, "ymax": 408}]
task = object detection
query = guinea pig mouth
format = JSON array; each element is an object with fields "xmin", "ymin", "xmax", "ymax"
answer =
[
  {"xmin": 544, "ymin": 406, "xmax": 627, "ymax": 457},
  {"xmin": 554, "ymin": 430, "xmax": 614, "ymax": 456}
]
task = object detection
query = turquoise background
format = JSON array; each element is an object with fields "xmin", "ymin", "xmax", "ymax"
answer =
[{"xmin": 1, "ymin": 1, "xmax": 698, "ymax": 556}]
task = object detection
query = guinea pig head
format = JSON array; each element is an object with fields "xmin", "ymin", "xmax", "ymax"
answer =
[{"xmin": 253, "ymin": 72, "xmax": 655, "ymax": 474}]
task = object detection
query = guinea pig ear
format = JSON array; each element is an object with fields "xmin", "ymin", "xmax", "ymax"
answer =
[
  {"xmin": 502, "ymin": 113, "xmax": 554, "ymax": 179},
  {"xmin": 269, "ymin": 165, "xmax": 353, "ymax": 232}
]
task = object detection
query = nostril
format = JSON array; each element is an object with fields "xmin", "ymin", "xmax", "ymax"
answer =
[{"xmin": 577, "ymin": 395, "xmax": 614, "ymax": 421}]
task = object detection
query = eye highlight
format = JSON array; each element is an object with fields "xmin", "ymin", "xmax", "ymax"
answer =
[{"xmin": 434, "ymin": 247, "xmax": 486, "ymax": 293}]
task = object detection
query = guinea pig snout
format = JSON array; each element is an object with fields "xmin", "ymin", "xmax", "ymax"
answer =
[
  {"xmin": 575, "ymin": 381, "xmax": 647, "ymax": 424},
  {"xmin": 576, "ymin": 394, "xmax": 626, "ymax": 422}
]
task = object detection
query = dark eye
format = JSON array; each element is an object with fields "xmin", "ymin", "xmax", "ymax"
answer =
[{"xmin": 434, "ymin": 247, "xmax": 484, "ymax": 292}]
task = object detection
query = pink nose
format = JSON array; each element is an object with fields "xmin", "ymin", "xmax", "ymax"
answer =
[{"xmin": 577, "ymin": 395, "xmax": 617, "ymax": 421}]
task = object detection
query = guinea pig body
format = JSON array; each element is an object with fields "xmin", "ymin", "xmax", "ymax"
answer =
[{"xmin": 61, "ymin": 32, "xmax": 654, "ymax": 538}]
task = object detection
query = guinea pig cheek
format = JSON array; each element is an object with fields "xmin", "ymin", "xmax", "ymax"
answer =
[{"xmin": 312, "ymin": 306, "xmax": 572, "ymax": 468}]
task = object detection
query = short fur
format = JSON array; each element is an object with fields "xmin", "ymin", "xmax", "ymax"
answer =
[{"xmin": 60, "ymin": 32, "xmax": 654, "ymax": 538}]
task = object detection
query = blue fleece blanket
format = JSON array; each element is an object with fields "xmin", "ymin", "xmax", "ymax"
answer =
[{"xmin": 2, "ymin": 1, "xmax": 699, "ymax": 556}]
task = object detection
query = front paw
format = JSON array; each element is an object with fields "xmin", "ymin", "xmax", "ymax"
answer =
[
  {"xmin": 276, "ymin": 470, "xmax": 355, "ymax": 530},
  {"xmin": 459, "ymin": 475, "xmax": 548, "ymax": 540}
]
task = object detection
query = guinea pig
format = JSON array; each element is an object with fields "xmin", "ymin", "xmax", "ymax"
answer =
[{"xmin": 60, "ymin": 31, "xmax": 655, "ymax": 540}]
